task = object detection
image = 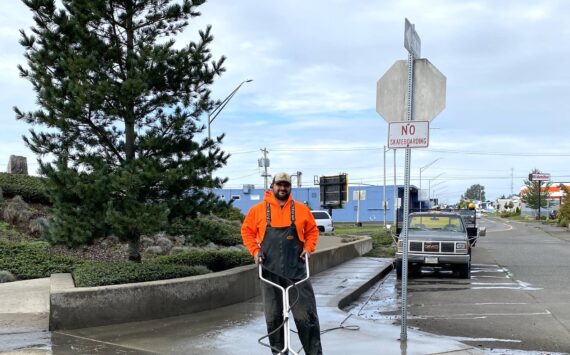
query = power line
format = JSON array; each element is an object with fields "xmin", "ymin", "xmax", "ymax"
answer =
[{"xmin": 234, "ymin": 145, "xmax": 570, "ymax": 157}]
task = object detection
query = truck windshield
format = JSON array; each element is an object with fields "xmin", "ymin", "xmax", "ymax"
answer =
[{"xmin": 409, "ymin": 215, "xmax": 465, "ymax": 232}]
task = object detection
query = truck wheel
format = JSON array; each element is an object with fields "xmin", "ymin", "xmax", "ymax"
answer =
[
  {"xmin": 458, "ymin": 263, "xmax": 471, "ymax": 279},
  {"xmin": 409, "ymin": 265, "xmax": 421, "ymax": 278}
]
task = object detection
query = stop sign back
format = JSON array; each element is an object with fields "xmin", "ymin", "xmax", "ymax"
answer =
[{"xmin": 376, "ymin": 59, "xmax": 446, "ymax": 122}]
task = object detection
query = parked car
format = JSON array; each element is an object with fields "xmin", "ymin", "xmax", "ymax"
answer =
[
  {"xmin": 311, "ymin": 210, "xmax": 334, "ymax": 233},
  {"xmin": 395, "ymin": 211, "xmax": 471, "ymax": 279}
]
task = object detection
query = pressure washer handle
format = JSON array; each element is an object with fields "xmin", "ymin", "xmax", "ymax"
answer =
[{"xmin": 295, "ymin": 253, "xmax": 311, "ymax": 285}]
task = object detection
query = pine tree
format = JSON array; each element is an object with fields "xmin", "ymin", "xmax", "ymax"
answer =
[
  {"xmin": 15, "ymin": 0, "xmax": 228, "ymax": 261},
  {"xmin": 521, "ymin": 169, "xmax": 550, "ymax": 211},
  {"xmin": 463, "ymin": 184, "xmax": 485, "ymax": 201}
]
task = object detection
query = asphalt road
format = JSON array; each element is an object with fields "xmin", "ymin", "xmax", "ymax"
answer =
[{"xmin": 349, "ymin": 217, "xmax": 570, "ymax": 353}]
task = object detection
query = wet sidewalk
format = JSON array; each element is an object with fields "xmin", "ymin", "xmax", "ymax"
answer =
[{"xmin": 42, "ymin": 257, "xmax": 482, "ymax": 355}]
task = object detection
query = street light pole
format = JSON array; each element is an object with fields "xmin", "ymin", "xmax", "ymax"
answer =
[
  {"xmin": 419, "ymin": 158, "xmax": 441, "ymax": 211},
  {"xmin": 208, "ymin": 79, "xmax": 253, "ymax": 142},
  {"xmin": 427, "ymin": 172, "xmax": 445, "ymax": 207}
]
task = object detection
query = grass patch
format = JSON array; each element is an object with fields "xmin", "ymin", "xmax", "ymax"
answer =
[
  {"xmin": 365, "ymin": 229, "xmax": 396, "ymax": 258},
  {"xmin": 334, "ymin": 223, "xmax": 396, "ymax": 258},
  {"xmin": 334, "ymin": 223, "xmax": 385, "ymax": 235}
]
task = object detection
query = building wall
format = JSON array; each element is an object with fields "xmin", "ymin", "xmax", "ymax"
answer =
[{"xmin": 213, "ymin": 185, "xmax": 419, "ymax": 223}]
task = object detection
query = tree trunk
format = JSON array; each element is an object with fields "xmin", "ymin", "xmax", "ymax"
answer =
[{"xmin": 128, "ymin": 236, "xmax": 141, "ymax": 262}]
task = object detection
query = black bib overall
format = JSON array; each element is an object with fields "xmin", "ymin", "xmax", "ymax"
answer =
[{"xmin": 260, "ymin": 200, "xmax": 322, "ymax": 355}]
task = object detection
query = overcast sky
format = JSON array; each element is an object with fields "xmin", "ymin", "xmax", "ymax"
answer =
[{"xmin": 2, "ymin": 0, "xmax": 570, "ymax": 203}]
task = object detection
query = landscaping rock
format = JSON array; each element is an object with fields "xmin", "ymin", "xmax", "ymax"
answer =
[
  {"xmin": 3, "ymin": 196, "xmax": 33, "ymax": 224},
  {"xmin": 140, "ymin": 236, "xmax": 155, "ymax": 248},
  {"xmin": 0, "ymin": 270, "xmax": 16, "ymax": 283},
  {"xmin": 156, "ymin": 237, "xmax": 173, "ymax": 252}
]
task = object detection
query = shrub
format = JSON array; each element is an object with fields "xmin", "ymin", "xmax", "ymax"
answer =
[
  {"xmin": 153, "ymin": 249, "xmax": 252, "ymax": 272},
  {"xmin": 0, "ymin": 240, "xmax": 81, "ymax": 279},
  {"xmin": 168, "ymin": 217, "xmax": 242, "ymax": 247},
  {"xmin": 213, "ymin": 205, "xmax": 245, "ymax": 222},
  {"xmin": 0, "ymin": 270, "xmax": 16, "ymax": 283},
  {"xmin": 73, "ymin": 262, "xmax": 211, "ymax": 287},
  {"xmin": 0, "ymin": 173, "xmax": 50, "ymax": 204},
  {"xmin": 28, "ymin": 217, "xmax": 48, "ymax": 236}
]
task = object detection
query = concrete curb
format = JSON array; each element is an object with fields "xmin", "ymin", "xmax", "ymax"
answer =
[
  {"xmin": 336, "ymin": 259, "xmax": 395, "ymax": 310},
  {"xmin": 50, "ymin": 237, "xmax": 372, "ymax": 330}
]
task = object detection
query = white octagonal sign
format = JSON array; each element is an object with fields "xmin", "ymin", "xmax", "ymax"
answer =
[{"xmin": 376, "ymin": 59, "xmax": 446, "ymax": 122}]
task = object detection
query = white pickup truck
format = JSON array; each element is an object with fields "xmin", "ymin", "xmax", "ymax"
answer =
[{"xmin": 311, "ymin": 210, "xmax": 334, "ymax": 233}]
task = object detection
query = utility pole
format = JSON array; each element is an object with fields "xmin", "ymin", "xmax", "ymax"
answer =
[
  {"xmin": 510, "ymin": 168, "xmax": 514, "ymax": 197},
  {"xmin": 259, "ymin": 148, "xmax": 270, "ymax": 190},
  {"xmin": 356, "ymin": 187, "xmax": 362, "ymax": 227}
]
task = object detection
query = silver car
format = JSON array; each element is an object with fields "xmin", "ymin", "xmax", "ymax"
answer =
[{"xmin": 395, "ymin": 212, "xmax": 471, "ymax": 279}]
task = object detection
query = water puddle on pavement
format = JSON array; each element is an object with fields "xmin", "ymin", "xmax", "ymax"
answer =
[{"xmin": 343, "ymin": 265, "xmax": 558, "ymax": 355}]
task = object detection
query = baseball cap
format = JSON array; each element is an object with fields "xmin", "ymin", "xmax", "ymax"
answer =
[{"xmin": 273, "ymin": 172, "xmax": 292, "ymax": 184}]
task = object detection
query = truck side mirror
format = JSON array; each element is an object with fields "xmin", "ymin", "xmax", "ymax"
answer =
[{"xmin": 479, "ymin": 227, "xmax": 486, "ymax": 237}]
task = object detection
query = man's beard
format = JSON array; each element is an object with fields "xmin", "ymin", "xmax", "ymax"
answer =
[{"xmin": 275, "ymin": 190, "xmax": 291, "ymax": 201}]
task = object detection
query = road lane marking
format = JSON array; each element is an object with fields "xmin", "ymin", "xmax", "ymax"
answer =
[
  {"xmin": 451, "ymin": 336, "xmax": 522, "ymax": 343},
  {"xmin": 411, "ymin": 309, "xmax": 551, "ymax": 319}
]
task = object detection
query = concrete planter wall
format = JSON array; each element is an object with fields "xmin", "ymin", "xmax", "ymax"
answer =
[{"xmin": 50, "ymin": 237, "xmax": 372, "ymax": 330}]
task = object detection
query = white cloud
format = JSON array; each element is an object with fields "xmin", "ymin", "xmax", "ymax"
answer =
[{"xmin": 2, "ymin": 0, "xmax": 570, "ymax": 202}]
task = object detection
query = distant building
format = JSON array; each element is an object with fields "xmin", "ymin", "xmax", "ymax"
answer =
[{"xmin": 213, "ymin": 184, "xmax": 421, "ymax": 223}]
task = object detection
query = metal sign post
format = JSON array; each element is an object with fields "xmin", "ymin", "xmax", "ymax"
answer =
[
  {"xmin": 399, "ymin": 36, "xmax": 416, "ymax": 342},
  {"xmin": 376, "ymin": 18, "xmax": 446, "ymax": 343},
  {"xmin": 529, "ymin": 173, "xmax": 550, "ymax": 220}
]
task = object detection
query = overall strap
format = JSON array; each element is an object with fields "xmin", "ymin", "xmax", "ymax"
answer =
[
  {"xmin": 265, "ymin": 202, "xmax": 271, "ymax": 227},
  {"xmin": 290, "ymin": 200, "xmax": 296, "ymax": 226}
]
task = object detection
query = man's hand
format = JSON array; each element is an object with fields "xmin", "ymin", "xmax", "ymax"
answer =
[
  {"xmin": 254, "ymin": 251, "xmax": 261, "ymax": 265},
  {"xmin": 300, "ymin": 250, "xmax": 311, "ymax": 261}
]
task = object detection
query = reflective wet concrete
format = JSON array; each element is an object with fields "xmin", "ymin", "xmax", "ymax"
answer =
[{"xmin": 1, "ymin": 258, "xmax": 482, "ymax": 354}]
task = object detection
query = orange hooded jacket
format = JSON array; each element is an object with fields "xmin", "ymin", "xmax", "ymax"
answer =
[{"xmin": 241, "ymin": 191, "xmax": 320, "ymax": 257}]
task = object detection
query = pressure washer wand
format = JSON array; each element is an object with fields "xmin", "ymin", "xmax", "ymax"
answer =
[{"xmin": 258, "ymin": 255, "xmax": 311, "ymax": 355}]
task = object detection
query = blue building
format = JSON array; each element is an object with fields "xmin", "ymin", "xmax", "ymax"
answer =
[{"xmin": 213, "ymin": 185, "xmax": 421, "ymax": 223}]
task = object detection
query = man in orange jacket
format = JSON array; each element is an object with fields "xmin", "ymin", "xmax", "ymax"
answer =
[{"xmin": 241, "ymin": 172, "xmax": 322, "ymax": 354}]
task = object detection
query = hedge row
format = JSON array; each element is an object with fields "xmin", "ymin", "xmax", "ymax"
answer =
[
  {"xmin": 73, "ymin": 262, "xmax": 211, "ymax": 287},
  {"xmin": 0, "ymin": 240, "xmax": 250, "ymax": 286},
  {"xmin": 0, "ymin": 240, "xmax": 79, "ymax": 279},
  {"xmin": 153, "ymin": 249, "xmax": 252, "ymax": 272},
  {"xmin": 0, "ymin": 173, "xmax": 50, "ymax": 204}
]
